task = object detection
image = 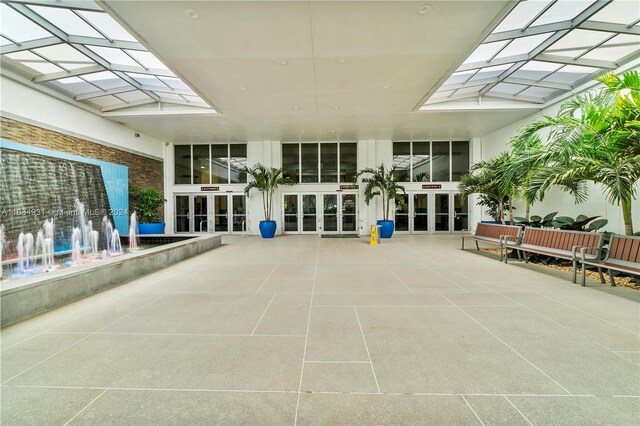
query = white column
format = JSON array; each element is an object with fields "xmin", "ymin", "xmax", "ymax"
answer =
[
  {"xmin": 470, "ymin": 137, "xmax": 482, "ymax": 228},
  {"xmin": 163, "ymin": 142, "xmax": 174, "ymax": 234}
]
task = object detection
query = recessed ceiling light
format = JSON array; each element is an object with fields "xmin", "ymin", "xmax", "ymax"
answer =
[
  {"xmin": 417, "ymin": 4, "xmax": 433, "ymax": 15},
  {"xmin": 200, "ymin": 166, "xmax": 205, "ymax": 169},
  {"xmin": 292, "ymin": 105, "xmax": 300, "ymax": 111},
  {"xmin": 332, "ymin": 105, "xmax": 341, "ymax": 110},
  {"xmin": 263, "ymin": 120, "xmax": 269, "ymax": 124},
  {"xmin": 382, "ymin": 84, "xmax": 391, "ymax": 89},
  {"xmin": 330, "ymin": 129, "xmax": 335, "ymax": 133},
  {"xmin": 337, "ymin": 57, "xmax": 346, "ymax": 63},
  {"xmin": 185, "ymin": 9, "xmax": 199, "ymax": 19},
  {"xmin": 301, "ymin": 130, "xmax": 305, "ymax": 133},
  {"xmin": 239, "ymin": 86, "xmax": 247, "ymax": 91},
  {"xmin": 278, "ymin": 59, "xmax": 288, "ymax": 65}
]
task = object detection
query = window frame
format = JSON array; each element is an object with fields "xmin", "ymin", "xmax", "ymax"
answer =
[
  {"xmin": 173, "ymin": 142, "xmax": 247, "ymax": 185},
  {"xmin": 393, "ymin": 140, "xmax": 470, "ymax": 183},
  {"xmin": 282, "ymin": 141, "xmax": 358, "ymax": 184}
]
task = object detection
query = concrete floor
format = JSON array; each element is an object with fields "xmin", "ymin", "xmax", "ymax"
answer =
[{"xmin": 1, "ymin": 235, "xmax": 639, "ymax": 425}]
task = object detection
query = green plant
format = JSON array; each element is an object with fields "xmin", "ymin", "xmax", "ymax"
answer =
[
  {"xmin": 243, "ymin": 163, "xmax": 294, "ymax": 221},
  {"xmin": 354, "ymin": 164, "xmax": 406, "ymax": 221},
  {"xmin": 477, "ymin": 194, "xmax": 511, "ymax": 222},
  {"xmin": 514, "ymin": 212, "xmax": 608, "ymax": 232},
  {"xmin": 131, "ymin": 186, "xmax": 166, "ymax": 223}
]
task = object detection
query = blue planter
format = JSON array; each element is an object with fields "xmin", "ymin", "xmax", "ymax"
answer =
[
  {"xmin": 259, "ymin": 220, "xmax": 277, "ymax": 239},
  {"xmin": 481, "ymin": 220, "xmax": 512, "ymax": 225},
  {"xmin": 137, "ymin": 223, "xmax": 165, "ymax": 234},
  {"xmin": 377, "ymin": 220, "xmax": 395, "ymax": 239}
]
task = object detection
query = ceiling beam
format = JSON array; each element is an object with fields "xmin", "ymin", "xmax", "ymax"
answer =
[
  {"xmin": 503, "ymin": 77, "xmax": 572, "ymax": 91},
  {"xmin": 6, "ymin": 0, "xmax": 104, "ymax": 12},
  {"xmin": 484, "ymin": 92, "xmax": 545, "ymax": 104},
  {"xmin": 535, "ymin": 53, "xmax": 618, "ymax": 69},
  {"xmin": 484, "ymin": 20, "xmax": 572, "ymax": 43},
  {"xmin": 425, "ymin": 91, "xmax": 483, "ymax": 105},
  {"xmin": 100, "ymin": 99, "xmax": 156, "ymax": 112},
  {"xmin": 74, "ymin": 85, "xmax": 136, "ymax": 100},
  {"xmin": 579, "ymin": 20, "xmax": 640, "ymax": 36},
  {"xmin": 138, "ymin": 85, "xmax": 195, "ymax": 96},
  {"xmin": 440, "ymin": 77, "xmax": 498, "ymax": 91},
  {"xmin": 0, "ymin": 36, "xmax": 61, "ymax": 54},
  {"xmin": 67, "ymin": 35, "xmax": 146, "ymax": 51},
  {"xmin": 32, "ymin": 64, "xmax": 105, "ymax": 82}
]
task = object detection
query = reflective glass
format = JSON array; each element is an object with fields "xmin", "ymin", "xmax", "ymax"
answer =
[
  {"xmin": 283, "ymin": 194, "xmax": 298, "ymax": 232},
  {"xmin": 89, "ymin": 46, "xmax": 140, "ymax": 67},
  {"xmin": 339, "ymin": 143, "xmax": 357, "ymax": 183},
  {"xmin": 443, "ymin": 70, "xmax": 475, "ymax": 86},
  {"xmin": 454, "ymin": 194, "xmax": 469, "ymax": 231},
  {"xmin": 301, "ymin": 143, "xmax": 319, "ymax": 183},
  {"xmin": 320, "ymin": 143, "xmax": 338, "ymax": 183},
  {"xmin": 28, "ymin": 5, "xmax": 103, "ymax": 38},
  {"xmin": 229, "ymin": 144, "xmax": 247, "ymax": 183},
  {"xmin": 232, "ymin": 195, "xmax": 246, "ymax": 232},
  {"xmin": 412, "ymin": 141, "xmax": 430, "ymax": 182},
  {"xmin": 175, "ymin": 196, "xmax": 190, "ymax": 232},
  {"xmin": 451, "ymin": 141, "xmax": 470, "ymax": 181},
  {"xmin": 126, "ymin": 73, "xmax": 165, "ymax": 88},
  {"xmin": 116, "ymin": 90, "xmax": 151, "ymax": 102},
  {"xmin": 302, "ymin": 194, "xmax": 317, "ymax": 232},
  {"xmin": 1, "ymin": 4, "xmax": 51, "ymax": 42},
  {"xmin": 89, "ymin": 95, "xmax": 122, "ymax": 107},
  {"xmin": 192, "ymin": 145, "xmax": 210, "ymax": 184},
  {"xmin": 51, "ymin": 76, "xmax": 99, "ymax": 95},
  {"xmin": 395, "ymin": 194, "xmax": 409, "ymax": 232},
  {"xmin": 582, "ymin": 34, "xmax": 640, "ymax": 61},
  {"xmin": 493, "ymin": 33, "xmax": 553, "ymax": 60},
  {"xmin": 463, "ymin": 41, "xmax": 509, "ymax": 64},
  {"xmin": 32, "ymin": 44, "xmax": 94, "ymax": 70},
  {"xmin": 392, "ymin": 142, "xmax": 410, "ymax": 182},
  {"xmin": 194, "ymin": 195, "xmax": 208, "ymax": 232},
  {"xmin": 214, "ymin": 195, "xmax": 228, "ymax": 232},
  {"xmin": 545, "ymin": 29, "xmax": 611, "ymax": 58},
  {"xmin": 83, "ymin": 71, "xmax": 126, "ymax": 90},
  {"xmin": 211, "ymin": 144, "xmax": 229, "ymax": 184},
  {"xmin": 125, "ymin": 50, "xmax": 169, "ymax": 70},
  {"xmin": 510, "ymin": 61, "xmax": 561, "ymax": 80},
  {"xmin": 468, "ymin": 64, "xmax": 512, "ymax": 81},
  {"xmin": 490, "ymin": 82, "xmax": 527, "ymax": 95},
  {"xmin": 77, "ymin": 10, "xmax": 138, "ymax": 42},
  {"xmin": 543, "ymin": 65, "xmax": 596, "ymax": 85},
  {"xmin": 174, "ymin": 145, "xmax": 191, "ymax": 184},
  {"xmin": 493, "ymin": 1, "xmax": 554, "ymax": 32},
  {"xmin": 519, "ymin": 86, "xmax": 557, "ymax": 99},
  {"xmin": 434, "ymin": 193, "xmax": 450, "ymax": 231},
  {"xmin": 533, "ymin": 1, "xmax": 594, "ymax": 26},
  {"xmin": 6, "ymin": 51, "xmax": 63, "ymax": 74},
  {"xmin": 282, "ymin": 144, "xmax": 300, "ymax": 183},
  {"xmin": 323, "ymin": 194, "xmax": 338, "ymax": 232},
  {"xmin": 587, "ymin": 0, "xmax": 640, "ymax": 25},
  {"xmin": 431, "ymin": 142, "xmax": 450, "ymax": 182}
]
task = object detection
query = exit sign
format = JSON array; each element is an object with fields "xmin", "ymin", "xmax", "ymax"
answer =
[
  {"xmin": 422, "ymin": 184, "xmax": 442, "ymax": 189},
  {"xmin": 201, "ymin": 186, "xmax": 220, "ymax": 191}
]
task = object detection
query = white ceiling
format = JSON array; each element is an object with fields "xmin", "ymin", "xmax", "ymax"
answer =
[{"xmin": 98, "ymin": 0, "xmax": 530, "ymax": 142}]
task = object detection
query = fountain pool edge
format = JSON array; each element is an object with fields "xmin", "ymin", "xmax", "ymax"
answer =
[{"xmin": 0, "ymin": 234, "xmax": 222, "ymax": 327}]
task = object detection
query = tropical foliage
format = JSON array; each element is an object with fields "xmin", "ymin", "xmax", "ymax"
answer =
[
  {"xmin": 354, "ymin": 164, "xmax": 406, "ymax": 221},
  {"xmin": 131, "ymin": 186, "xmax": 166, "ymax": 223},
  {"xmin": 243, "ymin": 164, "xmax": 294, "ymax": 221},
  {"xmin": 514, "ymin": 212, "xmax": 608, "ymax": 232}
]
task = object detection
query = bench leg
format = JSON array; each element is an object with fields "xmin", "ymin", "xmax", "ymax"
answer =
[
  {"xmin": 598, "ymin": 267, "xmax": 605, "ymax": 284},
  {"xmin": 516, "ymin": 250, "xmax": 522, "ymax": 262},
  {"xmin": 524, "ymin": 252, "xmax": 529, "ymax": 263},
  {"xmin": 581, "ymin": 263, "xmax": 587, "ymax": 287},
  {"xmin": 608, "ymin": 269, "xmax": 616, "ymax": 287},
  {"xmin": 571, "ymin": 259, "xmax": 577, "ymax": 284},
  {"xmin": 461, "ymin": 238, "xmax": 465, "ymax": 250},
  {"xmin": 475, "ymin": 241, "xmax": 480, "ymax": 251}
]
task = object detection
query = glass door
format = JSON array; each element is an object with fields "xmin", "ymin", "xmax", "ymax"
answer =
[
  {"xmin": 175, "ymin": 195, "xmax": 191, "ymax": 233},
  {"xmin": 340, "ymin": 193, "xmax": 357, "ymax": 234},
  {"xmin": 231, "ymin": 195, "xmax": 246, "ymax": 232},
  {"xmin": 413, "ymin": 193, "xmax": 430, "ymax": 233},
  {"xmin": 302, "ymin": 194, "xmax": 318, "ymax": 233},
  {"xmin": 453, "ymin": 193, "xmax": 469, "ymax": 232},
  {"xmin": 283, "ymin": 194, "xmax": 299, "ymax": 233},
  {"xmin": 433, "ymin": 193, "xmax": 450, "ymax": 233},
  {"xmin": 394, "ymin": 194, "xmax": 410, "ymax": 233},
  {"xmin": 213, "ymin": 194, "xmax": 229, "ymax": 233},
  {"xmin": 194, "ymin": 195, "xmax": 209, "ymax": 232},
  {"xmin": 322, "ymin": 194, "xmax": 338, "ymax": 233}
]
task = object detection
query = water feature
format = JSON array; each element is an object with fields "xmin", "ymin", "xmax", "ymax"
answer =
[
  {"xmin": 16, "ymin": 232, "xmax": 35, "ymax": 273},
  {"xmin": 129, "ymin": 212, "xmax": 139, "ymax": 251},
  {"xmin": 0, "ymin": 225, "xmax": 5, "ymax": 279}
]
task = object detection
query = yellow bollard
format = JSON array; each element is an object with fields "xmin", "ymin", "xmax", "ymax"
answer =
[{"xmin": 370, "ymin": 225, "xmax": 378, "ymax": 246}]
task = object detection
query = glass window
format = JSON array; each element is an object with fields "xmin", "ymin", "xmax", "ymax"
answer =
[
  {"xmin": 229, "ymin": 144, "xmax": 247, "ymax": 183},
  {"xmin": 211, "ymin": 144, "xmax": 229, "ymax": 184},
  {"xmin": 432, "ymin": 142, "xmax": 450, "ymax": 182},
  {"xmin": 301, "ymin": 143, "xmax": 319, "ymax": 183},
  {"xmin": 412, "ymin": 142, "xmax": 430, "ymax": 182},
  {"xmin": 339, "ymin": 143, "xmax": 357, "ymax": 183},
  {"xmin": 174, "ymin": 145, "xmax": 191, "ymax": 184},
  {"xmin": 282, "ymin": 144, "xmax": 300, "ymax": 183},
  {"xmin": 321, "ymin": 143, "xmax": 338, "ymax": 183},
  {"xmin": 192, "ymin": 145, "xmax": 210, "ymax": 184},
  {"xmin": 451, "ymin": 141, "xmax": 470, "ymax": 181},
  {"xmin": 392, "ymin": 142, "xmax": 411, "ymax": 182}
]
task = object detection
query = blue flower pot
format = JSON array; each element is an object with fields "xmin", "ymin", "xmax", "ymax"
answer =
[
  {"xmin": 377, "ymin": 220, "xmax": 395, "ymax": 239},
  {"xmin": 259, "ymin": 220, "xmax": 277, "ymax": 239},
  {"xmin": 137, "ymin": 223, "xmax": 165, "ymax": 234}
]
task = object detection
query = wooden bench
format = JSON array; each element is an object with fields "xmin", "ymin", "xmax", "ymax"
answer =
[
  {"xmin": 503, "ymin": 227, "xmax": 605, "ymax": 284},
  {"xmin": 579, "ymin": 235, "xmax": 640, "ymax": 287},
  {"xmin": 461, "ymin": 223, "xmax": 523, "ymax": 262}
]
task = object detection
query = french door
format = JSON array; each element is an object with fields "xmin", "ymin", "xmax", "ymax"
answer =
[
  {"xmin": 394, "ymin": 192, "xmax": 468, "ymax": 234},
  {"xmin": 282, "ymin": 192, "xmax": 358, "ymax": 234},
  {"xmin": 175, "ymin": 193, "xmax": 246, "ymax": 233}
]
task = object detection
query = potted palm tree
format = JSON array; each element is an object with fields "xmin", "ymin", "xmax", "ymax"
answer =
[
  {"xmin": 243, "ymin": 163, "xmax": 294, "ymax": 238},
  {"xmin": 131, "ymin": 186, "xmax": 167, "ymax": 234},
  {"xmin": 355, "ymin": 164, "xmax": 405, "ymax": 238}
]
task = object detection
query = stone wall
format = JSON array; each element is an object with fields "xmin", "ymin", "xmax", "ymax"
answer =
[{"xmin": 0, "ymin": 117, "xmax": 164, "ymax": 217}]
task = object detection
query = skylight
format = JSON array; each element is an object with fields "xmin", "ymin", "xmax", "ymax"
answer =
[
  {"xmin": 0, "ymin": 0, "xmax": 215, "ymax": 114},
  {"xmin": 423, "ymin": 0, "xmax": 640, "ymax": 108}
]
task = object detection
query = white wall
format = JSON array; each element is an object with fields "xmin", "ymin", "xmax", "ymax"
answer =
[
  {"xmin": 480, "ymin": 102, "xmax": 640, "ymax": 235},
  {"xmin": 1, "ymin": 75, "xmax": 164, "ymax": 159}
]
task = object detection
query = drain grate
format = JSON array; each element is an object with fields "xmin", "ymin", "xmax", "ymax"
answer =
[{"xmin": 320, "ymin": 234, "xmax": 360, "ymax": 239}]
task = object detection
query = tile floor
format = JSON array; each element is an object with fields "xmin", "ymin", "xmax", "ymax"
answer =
[{"xmin": 1, "ymin": 235, "xmax": 639, "ymax": 425}]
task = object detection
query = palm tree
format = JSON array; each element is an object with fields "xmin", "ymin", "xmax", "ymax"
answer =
[
  {"xmin": 354, "ymin": 164, "xmax": 405, "ymax": 221},
  {"xmin": 503, "ymin": 132, "xmax": 545, "ymax": 221},
  {"xmin": 519, "ymin": 70, "xmax": 640, "ymax": 235},
  {"xmin": 243, "ymin": 163, "xmax": 293, "ymax": 221}
]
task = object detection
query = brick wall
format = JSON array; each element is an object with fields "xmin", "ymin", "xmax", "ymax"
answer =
[{"xmin": 0, "ymin": 116, "xmax": 165, "ymax": 218}]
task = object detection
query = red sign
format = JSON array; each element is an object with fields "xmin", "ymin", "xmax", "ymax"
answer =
[{"xmin": 421, "ymin": 184, "xmax": 442, "ymax": 189}]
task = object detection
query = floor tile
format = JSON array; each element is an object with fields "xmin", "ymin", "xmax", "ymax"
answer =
[
  {"xmin": 305, "ymin": 307, "xmax": 369, "ymax": 361},
  {"xmin": 301, "ymin": 362, "xmax": 378, "ymax": 393}
]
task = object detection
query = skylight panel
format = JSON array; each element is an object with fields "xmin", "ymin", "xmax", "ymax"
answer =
[
  {"xmin": 544, "ymin": 29, "xmax": 612, "ymax": 58},
  {"xmin": 87, "ymin": 46, "xmax": 140, "ymax": 67},
  {"xmin": 50, "ymin": 76, "xmax": 98, "ymax": 95},
  {"xmin": 431, "ymin": 90, "xmax": 456, "ymax": 99},
  {"xmin": 76, "ymin": 10, "xmax": 138, "ymax": 42},
  {"xmin": 158, "ymin": 77, "xmax": 193, "ymax": 92},
  {"xmin": 32, "ymin": 44, "xmax": 94, "ymax": 70},
  {"xmin": 493, "ymin": 33, "xmax": 554, "ymax": 60},
  {"xmin": 468, "ymin": 64, "xmax": 512, "ymax": 82},
  {"xmin": 532, "ymin": 1, "xmax": 595, "ymax": 27},
  {"xmin": 1, "ymin": 4, "xmax": 52, "ymax": 43},
  {"xmin": 124, "ymin": 50, "xmax": 169, "ymax": 70},
  {"xmin": 5, "ymin": 51, "xmax": 64, "ymax": 74},
  {"xmin": 182, "ymin": 95, "xmax": 207, "ymax": 104},
  {"xmin": 463, "ymin": 40, "xmax": 509, "ymax": 65},
  {"xmin": 88, "ymin": 95, "xmax": 124, "ymax": 107},
  {"xmin": 82, "ymin": 71, "xmax": 126, "ymax": 90},
  {"xmin": 442, "ymin": 70, "xmax": 476, "ymax": 86},
  {"xmin": 156, "ymin": 92, "xmax": 185, "ymax": 101},
  {"xmin": 0, "ymin": 36, "xmax": 12, "ymax": 46},
  {"xmin": 510, "ymin": 61, "xmax": 561, "ymax": 80},
  {"xmin": 28, "ymin": 5, "xmax": 104, "ymax": 38},
  {"xmin": 489, "ymin": 82, "xmax": 528, "ymax": 95},
  {"xmin": 116, "ymin": 90, "xmax": 152, "ymax": 103},
  {"xmin": 454, "ymin": 86, "xmax": 482, "ymax": 96},
  {"xmin": 581, "ymin": 34, "xmax": 640, "ymax": 62},
  {"xmin": 542, "ymin": 64, "xmax": 597, "ymax": 85},
  {"xmin": 492, "ymin": 0, "xmax": 554, "ymax": 33},
  {"xmin": 587, "ymin": 0, "xmax": 640, "ymax": 25},
  {"xmin": 126, "ymin": 72, "xmax": 165, "ymax": 88},
  {"xmin": 519, "ymin": 86, "xmax": 557, "ymax": 99}
]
